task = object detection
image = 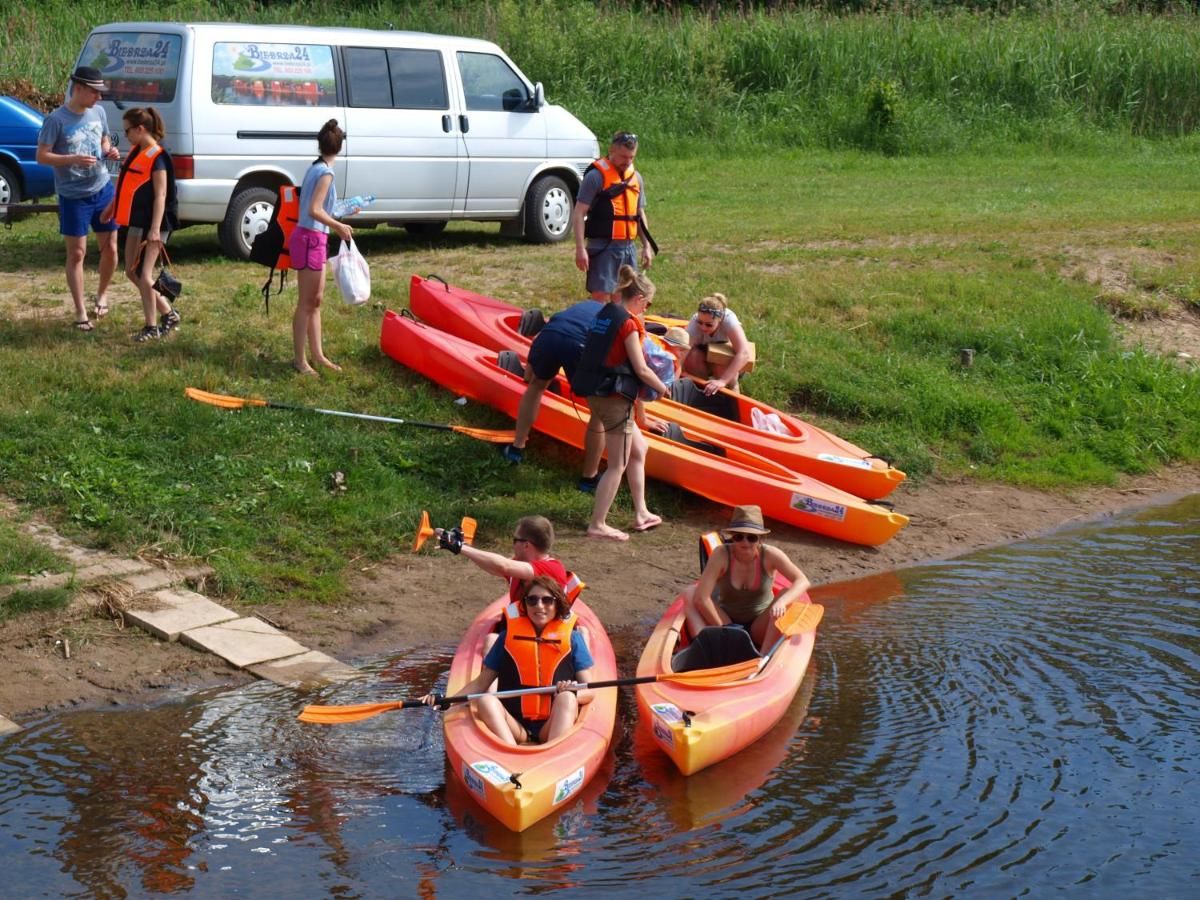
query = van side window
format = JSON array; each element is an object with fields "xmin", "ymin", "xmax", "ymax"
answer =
[
  {"xmin": 345, "ymin": 47, "xmax": 449, "ymax": 110},
  {"xmin": 79, "ymin": 32, "xmax": 183, "ymax": 104},
  {"xmin": 457, "ymin": 52, "xmax": 529, "ymax": 112},
  {"xmin": 211, "ymin": 42, "xmax": 336, "ymax": 106}
]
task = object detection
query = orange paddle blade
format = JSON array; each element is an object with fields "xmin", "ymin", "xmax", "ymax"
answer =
[
  {"xmin": 413, "ymin": 510, "xmax": 435, "ymax": 552},
  {"xmin": 449, "ymin": 424, "xmax": 517, "ymax": 443},
  {"xmin": 297, "ymin": 700, "xmax": 409, "ymax": 724},
  {"xmin": 184, "ymin": 387, "xmax": 267, "ymax": 410},
  {"xmin": 658, "ymin": 657, "xmax": 762, "ymax": 685},
  {"xmin": 779, "ymin": 602, "xmax": 824, "ymax": 636},
  {"xmin": 460, "ymin": 516, "xmax": 477, "ymax": 546}
]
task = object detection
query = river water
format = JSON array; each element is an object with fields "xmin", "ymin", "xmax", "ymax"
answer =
[{"xmin": 1, "ymin": 495, "xmax": 1196, "ymax": 898}]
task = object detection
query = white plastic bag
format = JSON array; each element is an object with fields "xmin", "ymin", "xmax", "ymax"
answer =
[
  {"xmin": 751, "ymin": 408, "xmax": 790, "ymax": 435},
  {"xmin": 332, "ymin": 239, "xmax": 370, "ymax": 305}
]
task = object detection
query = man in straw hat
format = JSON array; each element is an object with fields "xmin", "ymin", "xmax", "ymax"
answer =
[
  {"xmin": 36, "ymin": 65, "xmax": 122, "ymax": 331},
  {"xmin": 685, "ymin": 504, "xmax": 812, "ymax": 651}
]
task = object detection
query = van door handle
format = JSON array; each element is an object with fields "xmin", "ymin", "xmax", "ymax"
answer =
[
  {"xmin": 459, "ymin": 115, "xmax": 469, "ymax": 134},
  {"xmin": 442, "ymin": 114, "xmax": 452, "ymax": 133}
]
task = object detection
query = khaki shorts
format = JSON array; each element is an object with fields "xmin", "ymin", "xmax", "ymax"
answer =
[{"xmin": 587, "ymin": 394, "xmax": 634, "ymax": 434}]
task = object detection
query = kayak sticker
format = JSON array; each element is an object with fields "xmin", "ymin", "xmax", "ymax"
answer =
[
  {"xmin": 652, "ymin": 720, "xmax": 675, "ymax": 748},
  {"xmin": 463, "ymin": 764, "xmax": 486, "ymax": 800},
  {"xmin": 471, "ymin": 760, "xmax": 513, "ymax": 787},
  {"xmin": 790, "ymin": 494, "xmax": 848, "ymax": 522},
  {"xmin": 553, "ymin": 766, "xmax": 586, "ymax": 805},
  {"xmin": 817, "ymin": 453, "xmax": 874, "ymax": 470},
  {"xmin": 651, "ymin": 702, "xmax": 684, "ymax": 723}
]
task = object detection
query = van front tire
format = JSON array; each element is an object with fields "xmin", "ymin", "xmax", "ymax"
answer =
[
  {"xmin": 524, "ymin": 175, "xmax": 572, "ymax": 243},
  {"xmin": 220, "ymin": 185, "xmax": 278, "ymax": 260}
]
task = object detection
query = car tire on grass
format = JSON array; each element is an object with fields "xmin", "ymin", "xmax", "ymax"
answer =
[
  {"xmin": 219, "ymin": 185, "xmax": 277, "ymax": 260},
  {"xmin": 523, "ymin": 174, "xmax": 572, "ymax": 243},
  {"xmin": 0, "ymin": 161, "xmax": 21, "ymax": 205}
]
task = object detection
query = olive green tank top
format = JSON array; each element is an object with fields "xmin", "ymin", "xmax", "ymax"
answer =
[{"xmin": 715, "ymin": 552, "xmax": 773, "ymax": 625}]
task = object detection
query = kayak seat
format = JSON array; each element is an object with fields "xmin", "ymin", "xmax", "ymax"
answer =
[
  {"xmin": 663, "ymin": 422, "xmax": 726, "ymax": 458},
  {"xmin": 672, "ymin": 625, "xmax": 760, "ymax": 673},
  {"xmin": 496, "ymin": 350, "xmax": 525, "ymax": 377},
  {"xmin": 670, "ymin": 378, "xmax": 738, "ymax": 422},
  {"xmin": 518, "ymin": 308, "xmax": 546, "ymax": 337}
]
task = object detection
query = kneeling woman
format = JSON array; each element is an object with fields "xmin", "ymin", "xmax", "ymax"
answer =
[
  {"xmin": 425, "ymin": 577, "xmax": 595, "ymax": 746},
  {"xmin": 685, "ymin": 505, "xmax": 812, "ymax": 651}
]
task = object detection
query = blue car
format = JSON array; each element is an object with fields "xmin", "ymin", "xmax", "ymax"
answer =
[{"xmin": 0, "ymin": 95, "xmax": 56, "ymax": 205}]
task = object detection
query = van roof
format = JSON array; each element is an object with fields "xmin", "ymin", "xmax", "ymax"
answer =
[{"xmin": 89, "ymin": 22, "xmax": 504, "ymax": 53}]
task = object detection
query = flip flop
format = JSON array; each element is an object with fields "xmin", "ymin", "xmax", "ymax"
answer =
[
  {"xmin": 632, "ymin": 515, "xmax": 663, "ymax": 533},
  {"xmin": 93, "ymin": 302, "xmax": 109, "ymax": 318},
  {"xmin": 73, "ymin": 319, "xmax": 94, "ymax": 332}
]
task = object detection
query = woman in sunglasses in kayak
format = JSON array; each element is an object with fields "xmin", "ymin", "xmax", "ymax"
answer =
[
  {"xmin": 684, "ymin": 505, "xmax": 811, "ymax": 652},
  {"xmin": 422, "ymin": 577, "xmax": 595, "ymax": 745}
]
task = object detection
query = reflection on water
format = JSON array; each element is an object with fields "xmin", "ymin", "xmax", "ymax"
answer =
[{"xmin": 0, "ymin": 495, "xmax": 1197, "ymax": 895}]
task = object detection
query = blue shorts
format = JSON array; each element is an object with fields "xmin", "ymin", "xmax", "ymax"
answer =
[
  {"xmin": 585, "ymin": 240, "xmax": 638, "ymax": 295},
  {"xmin": 58, "ymin": 182, "xmax": 118, "ymax": 238},
  {"xmin": 528, "ymin": 329, "xmax": 584, "ymax": 380}
]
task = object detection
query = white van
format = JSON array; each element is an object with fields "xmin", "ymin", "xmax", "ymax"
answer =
[{"xmin": 75, "ymin": 22, "xmax": 599, "ymax": 258}]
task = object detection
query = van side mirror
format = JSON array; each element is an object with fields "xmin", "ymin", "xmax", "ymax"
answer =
[{"xmin": 525, "ymin": 82, "xmax": 545, "ymax": 111}]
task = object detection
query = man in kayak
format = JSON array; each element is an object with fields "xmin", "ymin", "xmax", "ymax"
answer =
[
  {"xmin": 684, "ymin": 505, "xmax": 811, "ymax": 651},
  {"xmin": 422, "ymin": 577, "xmax": 596, "ymax": 745},
  {"xmin": 435, "ymin": 514, "xmax": 578, "ymax": 605}
]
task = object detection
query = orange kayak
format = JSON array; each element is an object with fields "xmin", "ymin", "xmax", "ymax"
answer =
[
  {"xmin": 442, "ymin": 595, "xmax": 618, "ymax": 832},
  {"xmin": 635, "ymin": 591, "xmax": 817, "ymax": 776},
  {"xmin": 381, "ymin": 310, "xmax": 909, "ymax": 545},
  {"xmin": 409, "ymin": 273, "xmax": 905, "ymax": 499}
]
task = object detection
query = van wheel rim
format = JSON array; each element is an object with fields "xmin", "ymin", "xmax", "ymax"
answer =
[
  {"xmin": 240, "ymin": 200, "xmax": 275, "ymax": 250},
  {"xmin": 540, "ymin": 186, "xmax": 571, "ymax": 236}
]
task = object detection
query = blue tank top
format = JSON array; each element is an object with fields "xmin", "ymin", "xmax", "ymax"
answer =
[
  {"xmin": 297, "ymin": 161, "xmax": 336, "ymax": 233},
  {"xmin": 543, "ymin": 300, "xmax": 604, "ymax": 341}
]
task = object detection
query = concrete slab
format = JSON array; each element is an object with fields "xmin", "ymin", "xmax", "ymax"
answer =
[
  {"xmin": 124, "ymin": 589, "xmax": 240, "ymax": 642},
  {"xmin": 0, "ymin": 715, "xmax": 21, "ymax": 736},
  {"xmin": 121, "ymin": 565, "xmax": 215, "ymax": 594},
  {"xmin": 249, "ymin": 651, "xmax": 361, "ymax": 688},
  {"xmin": 0, "ymin": 572, "xmax": 72, "ymax": 601},
  {"xmin": 74, "ymin": 559, "xmax": 154, "ymax": 582},
  {"xmin": 181, "ymin": 617, "xmax": 309, "ymax": 669}
]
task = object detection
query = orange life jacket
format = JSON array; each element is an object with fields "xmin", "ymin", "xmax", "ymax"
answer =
[
  {"xmin": 114, "ymin": 143, "xmax": 164, "ymax": 227},
  {"xmin": 273, "ymin": 184, "xmax": 300, "ymax": 270},
  {"xmin": 499, "ymin": 603, "xmax": 578, "ymax": 721},
  {"xmin": 583, "ymin": 157, "xmax": 640, "ymax": 241},
  {"xmin": 249, "ymin": 184, "xmax": 301, "ymax": 312}
]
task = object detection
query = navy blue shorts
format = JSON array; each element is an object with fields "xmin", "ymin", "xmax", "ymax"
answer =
[
  {"xmin": 528, "ymin": 329, "xmax": 583, "ymax": 380},
  {"xmin": 585, "ymin": 240, "xmax": 638, "ymax": 295},
  {"xmin": 58, "ymin": 182, "xmax": 118, "ymax": 238}
]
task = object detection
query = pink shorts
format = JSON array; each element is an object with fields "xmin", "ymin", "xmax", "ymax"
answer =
[{"xmin": 289, "ymin": 226, "xmax": 328, "ymax": 271}]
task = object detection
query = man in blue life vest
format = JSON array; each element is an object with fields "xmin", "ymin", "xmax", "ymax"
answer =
[{"xmin": 571, "ymin": 131, "xmax": 653, "ymax": 301}]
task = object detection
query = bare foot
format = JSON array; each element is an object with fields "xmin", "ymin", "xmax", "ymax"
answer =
[
  {"xmin": 315, "ymin": 357, "xmax": 342, "ymax": 372},
  {"xmin": 292, "ymin": 362, "xmax": 318, "ymax": 376},
  {"xmin": 587, "ymin": 524, "xmax": 630, "ymax": 542},
  {"xmin": 632, "ymin": 513, "xmax": 663, "ymax": 533}
]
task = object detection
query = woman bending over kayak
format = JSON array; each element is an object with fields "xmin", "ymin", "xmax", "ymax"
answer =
[
  {"xmin": 422, "ymin": 577, "xmax": 595, "ymax": 746},
  {"xmin": 685, "ymin": 504, "xmax": 811, "ymax": 651},
  {"xmin": 684, "ymin": 292, "xmax": 753, "ymax": 395}
]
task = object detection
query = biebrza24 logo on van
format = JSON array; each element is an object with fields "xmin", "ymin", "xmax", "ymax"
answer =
[{"xmin": 211, "ymin": 42, "xmax": 336, "ymax": 107}]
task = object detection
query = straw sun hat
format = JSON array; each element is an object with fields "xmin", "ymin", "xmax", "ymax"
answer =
[{"xmin": 722, "ymin": 504, "xmax": 771, "ymax": 536}]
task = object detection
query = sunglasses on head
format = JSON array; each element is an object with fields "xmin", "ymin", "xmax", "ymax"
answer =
[
  {"xmin": 698, "ymin": 303, "xmax": 724, "ymax": 319},
  {"xmin": 524, "ymin": 594, "xmax": 557, "ymax": 607},
  {"xmin": 612, "ymin": 131, "xmax": 638, "ymax": 148},
  {"xmin": 729, "ymin": 533, "xmax": 759, "ymax": 543}
]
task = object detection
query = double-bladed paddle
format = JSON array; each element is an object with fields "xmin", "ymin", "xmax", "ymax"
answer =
[
  {"xmin": 184, "ymin": 387, "xmax": 517, "ymax": 444},
  {"xmin": 297, "ymin": 602, "xmax": 824, "ymax": 725}
]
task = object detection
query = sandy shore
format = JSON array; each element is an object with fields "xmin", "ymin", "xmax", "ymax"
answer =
[{"xmin": 2, "ymin": 464, "xmax": 1197, "ymax": 721}]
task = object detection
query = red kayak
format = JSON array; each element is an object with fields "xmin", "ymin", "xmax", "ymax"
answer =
[
  {"xmin": 380, "ymin": 310, "xmax": 908, "ymax": 546},
  {"xmin": 409, "ymin": 273, "xmax": 905, "ymax": 500}
]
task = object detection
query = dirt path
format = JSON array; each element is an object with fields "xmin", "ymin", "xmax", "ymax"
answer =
[{"xmin": 6, "ymin": 465, "xmax": 1195, "ymax": 722}]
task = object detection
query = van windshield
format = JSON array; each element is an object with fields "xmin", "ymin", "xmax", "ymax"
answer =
[{"xmin": 78, "ymin": 32, "xmax": 183, "ymax": 104}]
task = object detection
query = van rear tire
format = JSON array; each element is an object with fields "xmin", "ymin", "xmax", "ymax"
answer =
[
  {"xmin": 404, "ymin": 220, "xmax": 448, "ymax": 238},
  {"xmin": 220, "ymin": 185, "xmax": 278, "ymax": 260},
  {"xmin": 523, "ymin": 175, "xmax": 572, "ymax": 244}
]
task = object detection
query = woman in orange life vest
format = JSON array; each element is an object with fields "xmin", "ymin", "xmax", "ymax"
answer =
[
  {"xmin": 100, "ymin": 107, "xmax": 180, "ymax": 343},
  {"xmin": 570, "ymin": 265, "xmax": 670, "ymax": 542},
  {"xmin": 685, "ymin": 504, "xmax": 812, "ymax": 652},
  {"xmin": 290, "ymin": 119, "xmax": 353, "ymax": 375},
  {"xmin": 421, "ymin": 576, "xmax": 596, "ymax": 746}
]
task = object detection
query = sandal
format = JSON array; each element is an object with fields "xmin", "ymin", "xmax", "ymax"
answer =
[
  {"xmin": 74, "ymin": 319, "xmax": 94, "ymax": 332},
  {"xmin": 93, "ymin": 302, "xmax": 109, "ymax": 319}
]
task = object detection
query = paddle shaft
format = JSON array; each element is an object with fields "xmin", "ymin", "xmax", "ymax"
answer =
[{"xmin": 265, "ymin": 400, "xmax": 460, "ymax": 432}]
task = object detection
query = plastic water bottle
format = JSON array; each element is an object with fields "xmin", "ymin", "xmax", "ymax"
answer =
[{"xmin": 333, "ymin": 194, "xmax": 374, "ymax": 218}]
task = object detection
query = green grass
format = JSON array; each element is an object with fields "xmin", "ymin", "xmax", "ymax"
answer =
[
  {"xmin": 0, "ymin": 585, "xmax": 74, "ymax": 620},
  {"xmin": 0, "ymin": 518, "xmax": 71, "ymax": 587},
  {"xmin": 5, "ymin": 2, "xmax": 1200, "ymax": 154},
  {"xmin": 1, "ymin": 149, "xmax": 1197, "ymax": 606}
]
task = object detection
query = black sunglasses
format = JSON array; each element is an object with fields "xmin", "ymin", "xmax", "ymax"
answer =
[
  {"xmin": 512, "ymin": 536, "xmax": 530, "ymax": 544},
  {"xmin": 729, "ymin": 533, "xmax": 759, "ymax": 543},
  {"xmin": 611, "ymin": 131, "xmax": 638, "ymax": 148},
  {"xmin": 524, "ymin": 594, "xmax": 557, "ymax": 607}
]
